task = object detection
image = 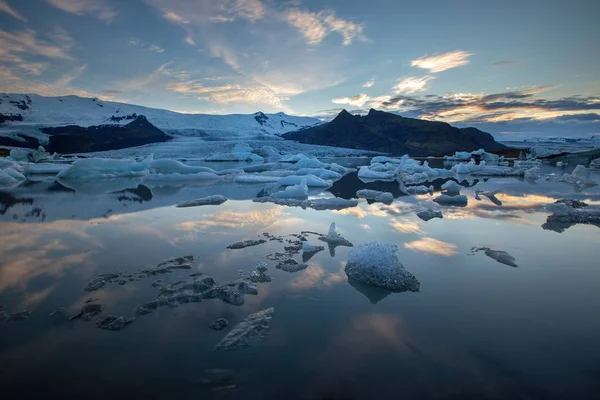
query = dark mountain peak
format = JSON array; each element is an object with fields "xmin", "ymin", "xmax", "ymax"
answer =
[
  {"xmin": 331, "ymin": 109, "xmax": 357, "ymax": 124},
  {"xmin": 254, "ymin": 111, "xmax": 269, "ymax": 125},
  {"xmin": 284, "ymin": 108, "xmax": 506, "ymax": 156}
]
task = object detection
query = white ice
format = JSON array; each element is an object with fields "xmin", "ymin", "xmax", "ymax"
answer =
[
  {"xmin": 176, "ymin": 195, "xmax": 227, "ymax": 208},
  {"xmin": 402, "ymin": 185, "xmax": 433, "ymax": 195},
  {"xmin": 271, "ymin": 179, "xmax": 308, "ymax": 199},
  {"xmin": 356, "ymin": 189, "xmax": 394, "ymax": 204},
  {"xmin": 279, "ymin": 174, "xmax": 331, "ymax": 188},
  {"xmin": 441, "ymin": 180, "xmax": 462, "ymax": 195},
  {"xmin": 57, "ymin": 156, "xmax": 151, "ymax": 180},
  {"xmin": 358, "ymin": 166, "xmax": 396, "ymax": 181},
  {"xmin": 296, "ymin": 168, "xmax": 342, "ymax": 180}
]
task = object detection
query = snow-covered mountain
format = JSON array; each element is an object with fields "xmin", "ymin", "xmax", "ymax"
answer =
[
  {"xmin": 0, "ymin": 93, "xmax": 321, "ymax": 138},
  {"xmin": 523, "ymin": 136, "xmax": 600, "ymax": 145}
]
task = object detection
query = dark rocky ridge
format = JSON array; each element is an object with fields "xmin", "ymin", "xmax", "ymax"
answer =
[
  {"xmin": 42, "ymin": 115, "xmax": 170, "ymax": 153},
  {"xmin": 283, "ymin": 109, "xmax": 506, "ymax": 156}
]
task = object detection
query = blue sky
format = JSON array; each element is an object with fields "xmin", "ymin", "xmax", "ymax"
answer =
[{"xmin": 1, "ymin": 0, "xmax": 599, "ymax": 138}]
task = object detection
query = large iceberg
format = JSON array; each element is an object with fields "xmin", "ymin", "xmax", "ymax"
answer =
[
  {"xmin": 272, "ymin": 179, "xmax": 308, "ymax": 199},
  {"xmin": 57, "ymin": 156, "xmax": 151, "ymax": 180},
  {"xmin": 344, "ymin": 242, "xmax": 420, "ymax": 291},
  {"xmin": 357, "ymin": 166, "xmax": 396, "ymax": 181},
  {"xmin": 452, "ymin": 160, "xmax": 524, "ymax": 176}
]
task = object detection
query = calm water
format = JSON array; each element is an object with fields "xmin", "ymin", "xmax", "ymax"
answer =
[{"xmin": 1, "ymin": 158, "xmax": 600, "ymax": 399}]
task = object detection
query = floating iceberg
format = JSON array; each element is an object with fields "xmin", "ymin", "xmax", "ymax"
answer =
[
  {"xmin": 416, "ymin": 209, "xmax": 443, "ymax": 221},
  {"xmin": 275, "ymin": 259, "xmax": 308, "ymax": 273},
  {"xmin": 279, "ymin": 174, "xmax": 331, "ymax": 188},
  {"xmin": 524, "ymin": 167, "xmax": 541, "ymax": 181},
  {"xmin": 318, "ymin": 222, "xmax": 353, "ymax": 252},
  {"xmin": 0, "ymin": 165, "xmax": 26, "ymax": 187},
  {"xmin": 329, "ymin": 163, "xmax": 356, "ymax": 174},
  {"xmin": 145, "ymin": 171, "xmax": 221, "ymax": 182},
  {"xmin": 433, "ymin": 194, "xmax": 468, "ymax": 206},
  {"xmin": 403, "ymin": 185, "xmax": 433, "ymax": 195},
  {"xmin": 288, "ymin": 157, "xmax": 328, "ymax": 170},
  {"xmin": 302, "ymin": 242, "xmax": 325, "ymax": 254},
  {"xmin": 149, "ymin": 159, "xmax": 216, "ymax": 175},
  {"xmin": 258, "ymin": 146, "xmax": 281, "ymax": 159},
  {"xmin": 253, "ymin": 197, "xmax": 358, "ymax": 211},
  {"xmin": 272, "ymin": 179, "xmax": 308, "ymax": 199},
  {"xmin": 234, "ymin": 174, "xmax": 281, "ymax": 184},
  {"xmin": 371, "ymin": 156, "xmax": 403, "ymax": 164},
  {"xmin": 57, "ymin": 156, "xmax": 151, "ymax": 180},
  {"xmin": 9, "ymin": 146, "xmax": 58, "ymax": 163},
  {"xmin": 176, "ymin": 195, "xmax": 227, "ymax": 208},
  {"xmin": 24, "ymin": 163, "xmax": 69, "ymax": 175},
  {"xmin": 445, "ymin": 149, "xmax": 499, "ymax": 162},
  {"xmin": 214, "ymin": 307, "xmax": 274, "ymax": 351},
  {"xmin": 357, "ymin": 166, "xmax": 396, "ymax": 181},
  {"xmin": 452, "ymin": 160, "xmax": 524, "ymax": 176},
  {"xmin": 545, "ymin": 165, "xmax": 597, "ymax": 188},
  {"xmin": 227, "ymin": 240, "xmax": 267, "ymax": 249},
  {"xmin": 590, "ymin": 158, "xmax": 600, "ymax": 169},
  {"xmin": 344, "ymin": 242, "xmax": 420, "ymax": 291},
  {"xmin": 471, "ymin": 247, "xmax": 518, "ymax": 268},
  {"xmin": 441, "ymin": 180, "xmax": 462, "ymax": 195},
  {"xmin": 356, "ymin": 189, "xmax": 394, "ymax": 204},
  {"xmin": 542, "ymin": 199, "xmax": 600, "ymax": 232},
  {"xmin": 296, "ymin": 168, "xmax": 342, "ymax": 180},
  {"xmin": 280, "ymin": 153, "xmax": 308, "ymax": 163}
]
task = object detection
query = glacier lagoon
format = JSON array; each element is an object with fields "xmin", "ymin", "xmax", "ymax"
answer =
[{"xmin": 1, "ymin": 156, "xmax": 600, "ymax": 399}]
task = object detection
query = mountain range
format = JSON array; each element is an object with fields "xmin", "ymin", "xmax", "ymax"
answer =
[
  {"xmin": 0, "ymin": 93, "xmax": 321, "ymax": 145},
  {"xmin": 283, "ymin": 109, "xmax": 505, "ymax": 156}
]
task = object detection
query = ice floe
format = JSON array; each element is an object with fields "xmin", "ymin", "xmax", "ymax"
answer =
[
  {"xmin": 356, "ymin": 189, "xmax": 394, "ymax": 204},
  {"xmin": 344, "ymin": 242, "xmax": 420, "ymax": 291},
  {"xmin": 416, "ymin": 209, "xmax": 443, "ymax": 221},
  {"xmin": 176, "ymin": 195, "xmax": 227, "ymax": 208},
  {"xmin": 279, "ymin": 174, "xmax": 331, "ymax": 188},
  {"xmin": 227, "ymin": 239, "xmax": 267, "ymax": 249},
  {"xmin": 96, "ymin": 316, "xmax": 135, "ymax": 331},
  {"xmin": 542, "ymin": 199, "xmax": 600, "ymax": 232},
  {"xmin": 441, "ymin": 180, "xmax": 462, "ymax": 195},
  {"xmin": 272, "ymin": 179, "xmax": 309, "ymax": 199},
  {"xmin": 471, "ymin": 247, "xmax": 518, "ymax": 268},
  {"xmin": 358, "ymin": 166, "xmax": 396, "ymax": 181},
  {"xmin": 214, "ymin": 307, "xmax": 274, "ymax": 351},
  {"xmin": 209, "ymin": 318, "xmax": 229, "ymax": 331},
  {"xmin": 275, "ymin": 259, "xmax": 308, "ymax": 272},
  {"xmin": 402, "ymin": 185, "xmax": 433, "ymax": 195}
]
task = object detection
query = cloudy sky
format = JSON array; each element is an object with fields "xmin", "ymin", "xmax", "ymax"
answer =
[{"xmin": 1, "ymin": 0, "xmax": 599, "ymax": 138}]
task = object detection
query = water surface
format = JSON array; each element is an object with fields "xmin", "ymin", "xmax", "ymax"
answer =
[{"xmin": 1, "ymin": 160, "xmax": 599, "ymax": 399}]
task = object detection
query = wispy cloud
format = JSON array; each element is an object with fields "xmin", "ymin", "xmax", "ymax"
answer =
[
  {"xmin": 411, "ymin": 50, "xmax": 472, "ymax": 73},
  {"xmin": 393, "ymin": 76, "xmax": 434, "ymax": 94},
  {"xmin": 284, "ymin": 8, "xmax": 365, "ymax": 45},
  {"xmin": 332, "ymin": 94, "xmax": 391, "ymax": 109},
  {"xmin": 162, "ymin": 10, "xmax": 189, "ymax": 24},
  {"xmin": 55, "ymin": 63, "xmax": 87, "ymax": 86},
  {"xmin": 166, "ymin": 81, "xmax": 237, "ymax": 94},
  {"xmin": 185, "ymin": 34, "xmax": 196, "ymax": 46},
  {"xmin": 362, "ymin": 79, "xmax": 375, "ymax": 88},
  {"xmin": 0, "ymin": 0, "xmax": 27, "ymax": 22},
  {"xmin": 404, "ymin": 237, "xmax": 458, "ymax": 256},
  {"xmin": 148, "ymin": 44, "xmax": 165, "ymax": 53},
  {"xmin": 0, "ymin": 27, "xmax": 75, "ymax": 75},
  {"xmin": 45, "ymin": 0, "xmax": 117, "ymax": 22}
]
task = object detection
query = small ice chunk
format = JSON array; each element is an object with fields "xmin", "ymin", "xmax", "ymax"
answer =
[
  {"xmin": 214, "ymin": 308, "xmax": 274, "ymax": 351},
  {"xmin": 275, "ymin": 259, "xmax": 308, "ymax": 272},
  {"xmin": 356, "ymin": 189, "xmax": 394, "ymax": 204},
  {"xmin": 433, "ymin": 194, "xmax": 468, "ymax": 206},
  {"xmin": 471, "ymin": 247, "xmax": 518, "ymax": 268},
  {"xmin": 71, "ymin": 304, "xmax": 104, "ymax": 321},
  {"xmin": 319, "ymin": 222, "xmax": 353, "ymax": 247},
  {"xmin": 403, "ymin": 185, "xmax": 433, "ymax": 195},
  {"xmin": 227, "ymin": 239, "xmax": 267, "ymax": 249},
  {"xmin": 441, "ymin": 180, "xmax": 462, "ymax": 195},
  {"xmin": 258, "ymin": 146, "xmax": 281, "ymax": 159},
  {"xmin": 177, "ymin": 195, "xmax": 227, "ymax": 208},
  {"xmin": 288, "ymin": 158, "xmax": 328, "ymax": 169},
  {"xmin": 280, "ymin": 153, "xmax": 308, "ymax": 163},
  {"xmin": 524, "ymin": 167, "xmax": 540, "ymax": 181},
  {"xmin": 279, "ymin": 174, "xmax": 331, "ymax": 187},
  {"xmin": 371, "ymin": 156, "xmax": 403, "ymax": 164},
  {"xmin": 416, "ymin": 209, "xmax": 443, "ymax": 221},
  {"xmin": 25, "ymin": 163, "xmax": 69, "ymax": 175},
  {"xmin": 96, "ymin": 315, "xmax": 135, "ymax": 331},
  {"xmin": 272, "ymin": 179, "xmax": 309, "ymax": 199},
  {"xmin": 302, "ymin": 242, "xmax": 325, "ymax": 254},
  {"xmin": 328, "ymin": 163, "xmax": 356, "ymax": 174},
  {"xmin": 296, "ymin": 168, "xmax": 342, "ymax": 180},
  {"xmin": 2, "ymin": 310, "xmax": 31, "ymax": 322},
  {"xmin": 345, "ymin": 242, "xmax": 420, "ymax": 291},
  {"xmin": 209, "ymin": 318, "xmax": 229, "ymax": 331},
  {"xmin": 357, "ymin": 166, "xmax": 396, "ymax": 181}
]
